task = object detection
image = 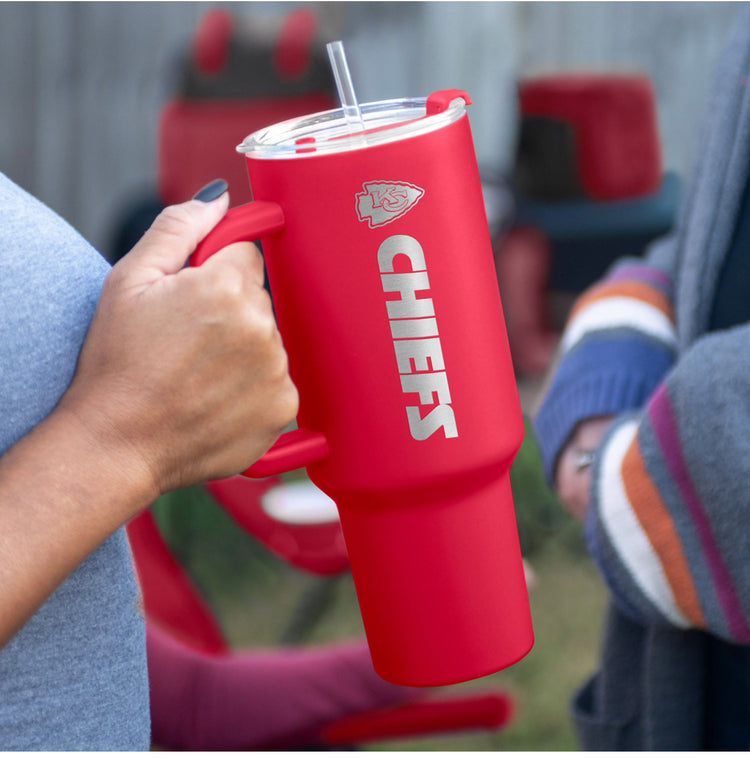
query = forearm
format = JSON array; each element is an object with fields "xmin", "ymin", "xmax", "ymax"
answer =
[{"xmin": 0, "ymin": 404, "xmax": 156, "ymax": 646}]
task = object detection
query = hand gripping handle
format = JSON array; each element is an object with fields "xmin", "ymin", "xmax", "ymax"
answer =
[
  {"xmin": 190, "ymin": 201, "xmax": 329, "ymax": 478},
  {"xmin": 191, "ymin": 200, "xmax": 285, "ymax": 265}
]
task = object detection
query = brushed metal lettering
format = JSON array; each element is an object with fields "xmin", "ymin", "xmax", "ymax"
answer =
[
  {"xmin": 393, "ymin": 337, "xmax": 445, "ymax": 374},
  {"xmin": 381, "ymin": 272, "xmax": 435, "ymax": 319},
  {"xmin": 406, "ymin": 404, "xmax": 458, "ymax": 440},
  {"xmin": 389, "ymin": 317, "xmax": 439, "ymax": 339},
  {"xmin": 376, "ymin": 232, "xmax": 458, "ymax": 440},
  {"xmin": 377, "ymin": 234, "xmax": 426, "ymax": 273},
  {"xmin": 400, "ymin": 370, "xmax": 452, "ymax": 405}
]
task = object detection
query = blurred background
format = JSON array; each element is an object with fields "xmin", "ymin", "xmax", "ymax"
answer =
[
  {"xmin": 0, "ymin": 1, "xmax": 742, "ymax": 750},
  {"xmin": 0, "ymin": 2, "xmax": 737, "ymax": 253}
]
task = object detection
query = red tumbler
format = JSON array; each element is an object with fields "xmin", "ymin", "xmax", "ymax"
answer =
[{"xmin": 191, "ymin": 90, "xmax": 533, "ymax": 686}]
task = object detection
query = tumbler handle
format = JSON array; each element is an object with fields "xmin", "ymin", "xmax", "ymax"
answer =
[
  {"xmin": 190, "ymin": 201, "xmax": 330, "ymax": 478},
  {"xmin": 191, "ymin": 200, "xmax": 285, "ymax": 265}
]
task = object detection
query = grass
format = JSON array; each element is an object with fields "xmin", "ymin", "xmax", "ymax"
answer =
[{"xmin": 150, "ymin": 424, "xmax": 608, "ymax": 750}]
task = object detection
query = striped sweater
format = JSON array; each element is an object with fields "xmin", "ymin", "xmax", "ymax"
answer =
[
  {"xmin": 534, "ymin": 254, "xmax": 750, "ymax": 645},
  {"xmin": 532, "ymin": 9, "xmax": 750, "ymax": 749}
]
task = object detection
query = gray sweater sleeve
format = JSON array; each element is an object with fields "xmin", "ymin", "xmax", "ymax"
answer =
[
  {"xmin": 585, "ymin": 322, "xmax": 750, "ymax": 643},
  {"xmin": 536, "ymin": 6, "xmax": 750, "ymax": 643},
  {"xmin": 583, "ymin": 10, "xmax": 750, "ymax": 642}
]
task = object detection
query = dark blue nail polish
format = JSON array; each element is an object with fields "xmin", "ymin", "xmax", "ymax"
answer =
[{"xmin": 193, "ymin": 179, "xmax": 228, "ymax": 202}]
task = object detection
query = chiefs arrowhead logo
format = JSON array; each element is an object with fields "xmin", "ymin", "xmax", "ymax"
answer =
[{"xmin": 356, "ymin": 181, "xmax": 425, "ymax": 228}]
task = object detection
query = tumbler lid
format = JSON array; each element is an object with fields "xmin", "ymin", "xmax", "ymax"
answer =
[{"xmin": 236, "ymin": 91, "xmax": 468, "ymax": 159}]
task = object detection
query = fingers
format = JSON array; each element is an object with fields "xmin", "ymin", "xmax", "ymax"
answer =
[
  {"xmin": 555, "ymin": 449, "xmax": 592, "ymax": 522},
  {"xmin": 554, "ymin": 415, "xmax": 615, "ymax": 521},
  {"xmin": 200, "ymin": 240, "xmax": 266, "ymax": 290},
  {"xmin": 121, "ymin": 190, "xmax": 230, "ymax": 279},
  {"xmin": 574, "ymin": 416, "xmax": 615, "ymax": 449}
]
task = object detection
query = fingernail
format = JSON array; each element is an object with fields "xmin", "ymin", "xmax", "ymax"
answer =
[{"xmin": 193, "ymin": 179, "xmax": 228, "ymax": 203}]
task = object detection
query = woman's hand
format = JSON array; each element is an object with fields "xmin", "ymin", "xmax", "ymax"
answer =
[
  {"xmin": 61, "ymin": 191, "xmax": 299, "ymax": 498},
  {"xmin": 554, "ymin": 416, "xmax": 614, "ymax": 521}
]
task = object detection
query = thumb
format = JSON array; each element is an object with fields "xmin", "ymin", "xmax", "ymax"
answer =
[{"xmin": 121, "ymin": 180, "xmax": 230, "ymax": 279}]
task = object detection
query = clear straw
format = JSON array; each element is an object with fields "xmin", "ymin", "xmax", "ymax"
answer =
[{"xmin": 326, "ymin": 40, "xmax": 366, "ymax": 140}]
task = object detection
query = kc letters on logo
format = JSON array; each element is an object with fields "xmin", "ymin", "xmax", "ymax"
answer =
[
  {"xmin": 356, "ymin": 181, "xmax": 424, "ymax": 228},
  {"xmin": 375, "ymin": 232, "xmax": 459, "ymax": 442}
]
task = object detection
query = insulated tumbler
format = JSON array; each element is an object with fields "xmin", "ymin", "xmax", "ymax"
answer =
[{"xmin": 191, "ymin": 90, "xmax": 534, "ymax": 686}]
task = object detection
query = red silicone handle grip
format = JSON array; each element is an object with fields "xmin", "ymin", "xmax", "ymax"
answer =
[
  {"xmin": 190, "ymin": 201, "xmax": 328, "ymax": 477},
  {"xmin": 190, "ymin": 200, "xmax": 285, "ymax": 266},
  {"xmin": 242, "ymin": 428, "xmax": 329, "ymax": 478}
]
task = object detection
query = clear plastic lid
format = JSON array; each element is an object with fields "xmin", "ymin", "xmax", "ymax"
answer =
[{"xmin": 236, "ymin": 95, "xmax": 467, "ymax": 159}]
